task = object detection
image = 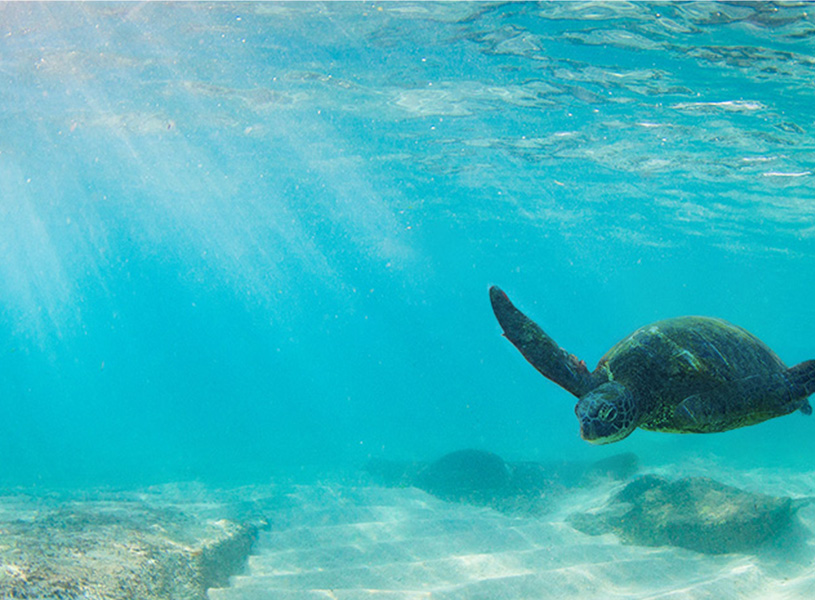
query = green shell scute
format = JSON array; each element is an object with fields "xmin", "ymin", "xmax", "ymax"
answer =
[{"xmin": 599, "ymin": 316, "xmax": 787, "ymax": 433}]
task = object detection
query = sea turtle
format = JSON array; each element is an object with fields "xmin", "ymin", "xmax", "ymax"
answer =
[{"xmin": 489, "ymin": 286, "xmax": 815, "ymax": 444}]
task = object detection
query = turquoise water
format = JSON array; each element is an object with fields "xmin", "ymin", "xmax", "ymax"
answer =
[{"xmin": 2, "ymin": 2, "xmax": 815, "ymax": 486}]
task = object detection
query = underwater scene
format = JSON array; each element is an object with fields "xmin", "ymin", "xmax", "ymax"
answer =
[{"xmin": 3, "ymin": 1, "xmax": 815, "ymax": 598}]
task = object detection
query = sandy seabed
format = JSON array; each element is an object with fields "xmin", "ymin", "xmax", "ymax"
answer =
[
  {"xmin": 2, "ymin": 460, "xmax": 815, "ymax": 600},
  {"xmin": 209, "ymin": 462, "xmax": 815, "ymax": 600}
]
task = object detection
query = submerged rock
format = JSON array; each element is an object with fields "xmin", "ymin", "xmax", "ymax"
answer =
[
  {"xmin": 569, "ymin": 474, "xmax": 809, "ymax": 554},
  {"xmin": 0, "ymin": 494, "xmax": 257, "ymax": 600},
  {"xmin": 414, "ymin": 449, "xmax": 513, "ymax": 503},
  {"xmin": 366, "ymin": 449, "xmax": 639, "ymax": 514}
]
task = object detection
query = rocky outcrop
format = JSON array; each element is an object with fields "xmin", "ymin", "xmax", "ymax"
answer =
[
  {"xmin": 0, "ymin": 493, "xmax": 257, "ymax": 599},
  {"xmin": 569, "ymin": 474, "xmax": 810, "ymax": 554}
]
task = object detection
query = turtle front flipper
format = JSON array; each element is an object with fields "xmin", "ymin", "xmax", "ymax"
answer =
[{"xmin": 489, "ymin": 286, "xmax": 597, "ymax": 398}]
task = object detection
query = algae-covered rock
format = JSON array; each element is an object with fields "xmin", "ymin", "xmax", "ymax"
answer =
[
  {"xmin": 569, "ymin": 474, "xmax": 808, "ymax": 554},
  {"xmin": 0, "ymin": 496, "xmax": 257, "ymax": 600}
]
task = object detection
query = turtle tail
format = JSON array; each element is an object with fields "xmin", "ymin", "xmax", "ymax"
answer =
[{"xmin": 787, "ymin": 360, "xmax": 815, "ymax": 415}]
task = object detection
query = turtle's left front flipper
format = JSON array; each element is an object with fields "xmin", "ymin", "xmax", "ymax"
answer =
[
  {"xmin": 489, "ymin": 286, "xmax": 597, "ymax": 398},
  {"xmin": 675, "ymin": 365, "xmax": 815, "ymax": 432}
]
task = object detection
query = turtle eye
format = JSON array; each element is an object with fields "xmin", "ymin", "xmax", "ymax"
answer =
[{"xmin": 599, "ymin": 405, "xmax": 617, "ymax": 421}]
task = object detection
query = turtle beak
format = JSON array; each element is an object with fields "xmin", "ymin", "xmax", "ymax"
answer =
[
  {"xmin": 575, "ymin": 405, "xmax": 597, "ymax": 442},
  {"xmin": 577, "ymin": 419, "xmax": 602, "ymax": 444}
]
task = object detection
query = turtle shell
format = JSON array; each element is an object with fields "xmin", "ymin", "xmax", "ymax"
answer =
[{"xmin": 595, "ymin": 316, "xmax": 787, "ymax": 433}]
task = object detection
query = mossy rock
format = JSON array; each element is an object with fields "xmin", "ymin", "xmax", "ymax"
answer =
[
  {"xmin": 0, "ymin": 500, "xmax": 257, "ymax": 599},
  {"xmin": 569, "ymin": 474, "xmax": 809, "ymax": 554}
]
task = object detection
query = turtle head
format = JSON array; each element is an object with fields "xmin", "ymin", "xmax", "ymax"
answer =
[{"xmin": 575, "ymin": 382, "xmax": 639, "ymax": 445}]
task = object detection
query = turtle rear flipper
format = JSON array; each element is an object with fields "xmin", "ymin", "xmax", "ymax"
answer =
[
  {"xmin": 489, "ymin": 286, "xmax": 597, "ymax": 398},
  {"xmin": 787, "ymin": 360, "xmax": 815, "ymax": 415},
  {"xmin": 675, "ymin": 368, "xmax": 814, "ymax": 432},
  {"xmin": 787, "ymin": 360, "xmax": 815, "ymax": 398}
]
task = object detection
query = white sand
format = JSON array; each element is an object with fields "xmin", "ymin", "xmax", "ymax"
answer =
[{"xmin": 208, "ymin": 466, "xmax": 815, "ymax": 600}]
